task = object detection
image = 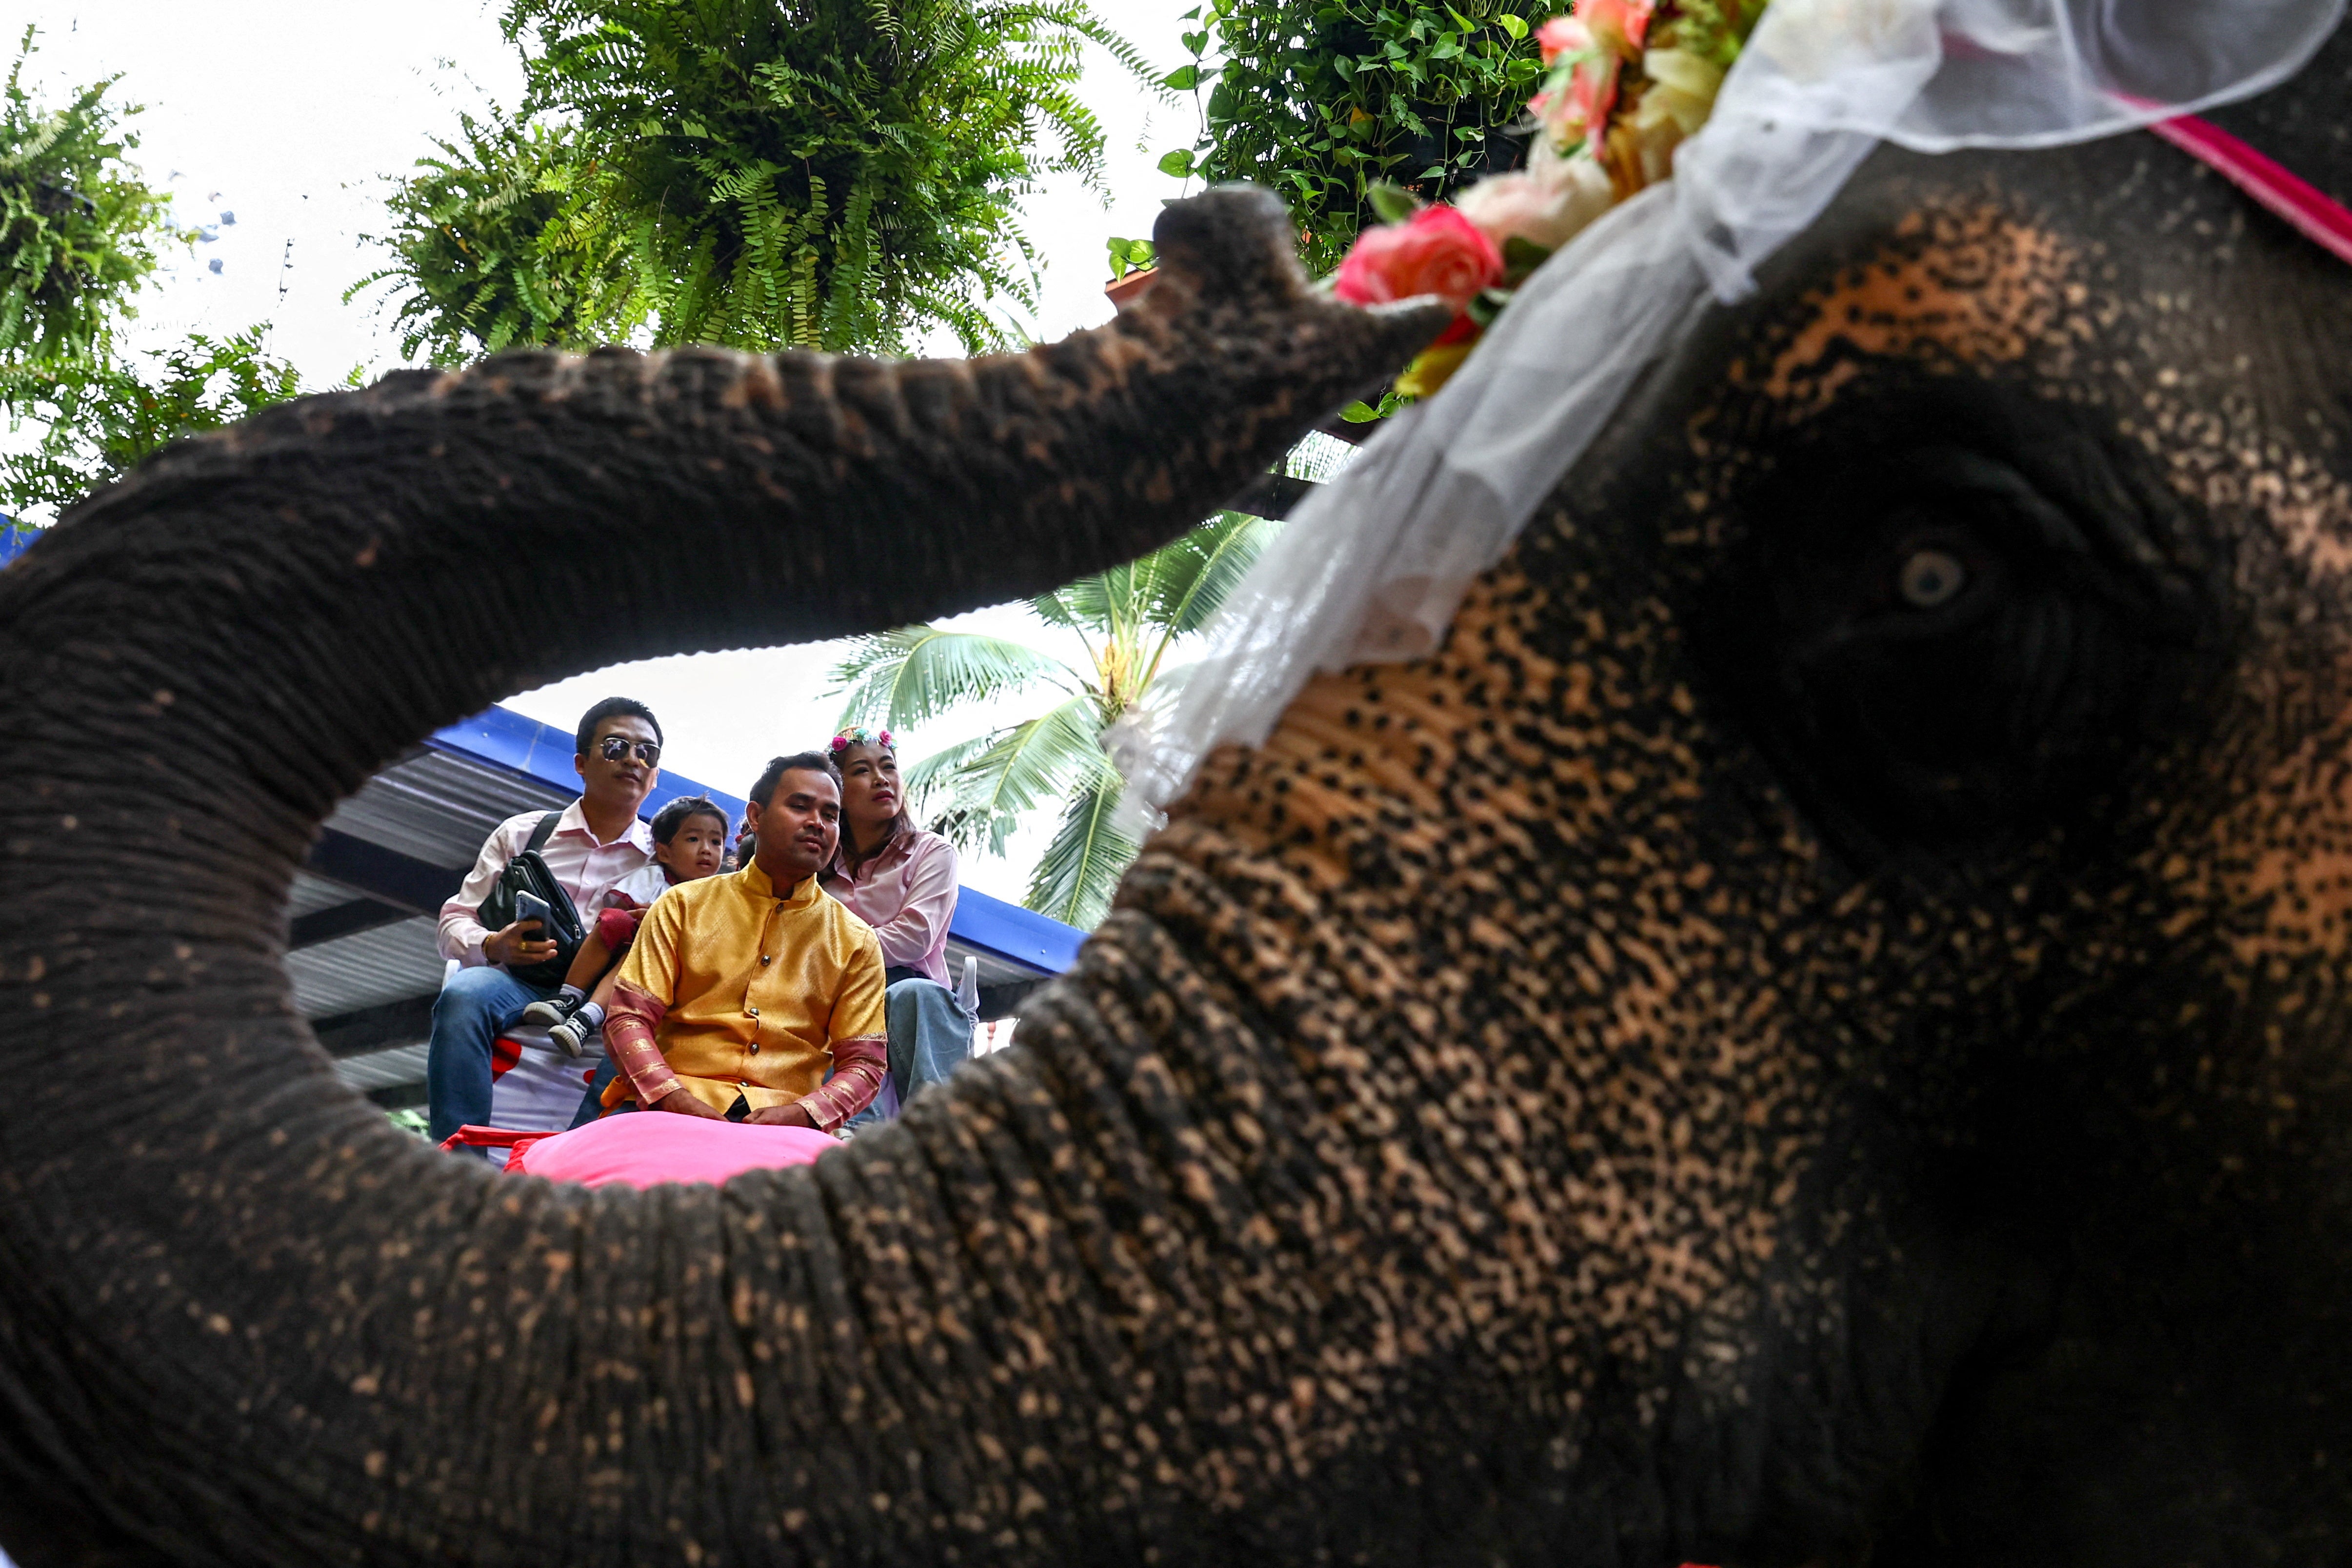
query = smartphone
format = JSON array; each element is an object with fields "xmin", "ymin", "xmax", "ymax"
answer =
[{"xmin": 513, "ymin": 890, "xmax": 555, "ymax": 938}]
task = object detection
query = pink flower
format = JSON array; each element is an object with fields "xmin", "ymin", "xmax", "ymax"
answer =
[
  {"xmin": 1332, "ymin": 205, "xmax": 1504, "ymax": 311},
  {"xmin": 1582, "ymin": 0, "xmax": 1653, "ymax": 52},
  {"xmin": 1529, "ymin": 9, "xmax": 1628, "ymax": 151},
  {"xmin": 1568, "ymin": 50, "xmax": 1621, "ymax": 139},
  {"xmin": 1531, "ymin": 47, "xmax": 1620, "ymax": 151},
  {"xmin": 1535, "ymin": 14, "xmax": 1590, "ymax": 66}
]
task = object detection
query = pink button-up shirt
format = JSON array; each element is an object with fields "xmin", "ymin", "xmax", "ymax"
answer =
[
  {"xmin": 439, "ymin": 800, "xmax": 659, "ymax": 966},
  {"xmin": 821, "ymin": 829, "xmax": 959, "ymax": 987}
]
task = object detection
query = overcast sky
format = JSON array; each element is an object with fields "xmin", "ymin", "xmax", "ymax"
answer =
[{"xmin": 15, "ymin": 0, "xmax": 1206, "ymax": 902}]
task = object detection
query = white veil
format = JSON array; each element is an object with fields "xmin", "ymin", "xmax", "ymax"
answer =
[{"xmin": 1112, "ymin": 0, "xmax": 2345, "ymax": 822}]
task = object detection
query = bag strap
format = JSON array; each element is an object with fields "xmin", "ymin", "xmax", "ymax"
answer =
[{"xmin": 521, "ymin": 809, "xmax": 561, "ymax": 856}]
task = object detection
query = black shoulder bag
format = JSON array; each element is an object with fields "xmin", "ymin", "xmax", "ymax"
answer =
[{"xmin": 474, "ymin": 812, "xmax": 586, "ymax": 987}]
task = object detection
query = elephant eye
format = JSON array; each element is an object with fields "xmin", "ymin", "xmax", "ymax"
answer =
[
  {"xmin": 1896, "ymin": 546, "xmax": 1966, "ymax": 609},
  {"xmin": 1699, "ymin": 438, "xmax": 2204, "ymax": 871}
]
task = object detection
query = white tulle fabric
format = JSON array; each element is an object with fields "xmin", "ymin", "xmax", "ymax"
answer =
[{"xmin": 1112, "ymin": 0, "xmax": 2345, "ymax": 823}]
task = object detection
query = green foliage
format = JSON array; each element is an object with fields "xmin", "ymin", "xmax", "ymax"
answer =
[
  {"xmin": 831, "ymin": 510, "xmax": 1276, "ymax": 928},
  {"xmin": 0, "ymin": 29, "xmax": 326, "ymax": 523},
  {"xmin": 1104, "ymin": 234, "xmax": 1154, "ymax": 279},
  {"xmin": 385, "ymin": 0, "xmax": 1158, "ymax": 358},
  {"xmin": 1023, "ymin": 760, "xmax": 1134, "ymax": 929},
  {"xmin": 1163, "ymin": 0, "xmax": 1544, "ymax": 274},
  {"xmin": 0, "ymin": 327, "xmax": 349, "ymax": 519},
  {"xmin": 349, "ymin": 107, "xmax": 645, "ymax": 366},
  {"xmin": 826, "ymin": 626, "xmax": 1074, "ymax": 730},
  {"xmin": 0, "ymin": 26, "xmax": 179, "ymax": 367}
]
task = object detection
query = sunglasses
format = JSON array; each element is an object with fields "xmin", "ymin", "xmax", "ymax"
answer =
[{"xmin": 596, "ymin": 735, "xmax": 662, "ymax": 767}]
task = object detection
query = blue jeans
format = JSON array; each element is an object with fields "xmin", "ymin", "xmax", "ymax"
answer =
[
  {"xmin": 572, "ymin": 1055, "xmax": 621, "ymax": 1129},
  {"xmin": 426, "ymin": 965, "xmax": 558, "ymax": 1149},
  {"xmin": 846, "ymin": 978, "xmax": 976, "ymax": 1131}
]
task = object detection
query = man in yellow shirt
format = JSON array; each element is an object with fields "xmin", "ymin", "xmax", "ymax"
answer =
[{"xmin": 601, "ymin": 752, "xmax": 888, "ymax": 1130}]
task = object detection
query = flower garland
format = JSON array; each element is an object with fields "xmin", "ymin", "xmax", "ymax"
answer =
[{"xmin": 1333, "ymin": 0, "xmax": 1769, "ymax": 397}]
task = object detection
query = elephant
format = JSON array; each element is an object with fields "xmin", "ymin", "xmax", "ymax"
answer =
[{"xmin": 5, "ymin": 15, "xmax": 2352, "ymax": 1565}]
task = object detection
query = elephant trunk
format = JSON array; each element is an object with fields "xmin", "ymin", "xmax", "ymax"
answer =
[{"xmin": 0, "ymin": 187, "xmax": 1447, "ymax": 1566}]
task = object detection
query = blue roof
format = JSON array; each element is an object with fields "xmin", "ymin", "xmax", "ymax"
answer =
[
  {"xmin": 429, "ymin": 705, "xmax": 748, "ymax": 829},
  {"xmin": 431, "ymin": 703, "xmax": 1084, "ymax": 977},
  {"xmin": 0, "ymin": 518, "xmax": 37, "ymax": 569}
]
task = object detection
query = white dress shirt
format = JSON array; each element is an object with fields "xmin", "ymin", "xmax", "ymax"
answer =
[{"xmin": 438, "ymin": 799, "xmax": 659, "ymax": 966}]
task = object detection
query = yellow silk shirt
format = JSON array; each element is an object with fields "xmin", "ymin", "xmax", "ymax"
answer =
[{"xmin": 609, "ymin": 861, "xmax": 888, "ymax": 1116}]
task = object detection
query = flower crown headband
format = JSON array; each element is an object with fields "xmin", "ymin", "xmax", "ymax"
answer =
[
  {"xmin": 830, "ymin": 728, "xmax": 893, "ymax": 753},
  {"xmin": 1335, "ymin": 0, "xmax": 1765, "ymax": 397},
  {"xmin": 1114, "ymin": 0, "xmax": 2345, "ymax": 829},
  {"xmin": 1333, "ymin": 0, "xmax": 2352, "ymax": 400}
]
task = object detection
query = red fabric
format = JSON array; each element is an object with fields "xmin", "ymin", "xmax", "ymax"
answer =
[
  {"xmin": 488, "ymin": 1033, "xmax": 522, "ymax": 1079},
  {"xmin": 602, "ymin": 982, "xmax": 677, "ymax": 1108},
  {"xmin": 504, "ymin": 1112, "xmax": 835, "ymax": 1189},
  {"xmin": 437, "ymin": 1125, "xmax": 558, "ymax": 1155},
  {"xmin": 595, "ymin": 905, "xmax": 645, "ymax": 951},
  {"xmin": 791, "ymin": 1031, "xmax": 887, "ymax": 1133}
]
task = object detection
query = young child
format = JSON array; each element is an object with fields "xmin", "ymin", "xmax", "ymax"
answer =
[{"xmin": 521, "ymin": 794, "xmax": 729, "ymax": 1055}]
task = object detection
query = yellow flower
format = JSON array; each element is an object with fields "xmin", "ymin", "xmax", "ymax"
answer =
[
  {"xmin": 1592, "ymin": 46, "xmax": 1730, "ymax": 195},
  {"xmin": 1395, "ymin": 340, "xmax": 1475, "ymax": 399},
  {"xmin": 1638, "ymin": 47, "xmax": 1727, "ymax": 137}
]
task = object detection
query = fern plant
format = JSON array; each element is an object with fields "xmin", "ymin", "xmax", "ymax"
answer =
[
  {"xmin": 0, "ymin": 30, "xmax": 328, "ymax": 522},
  {"xmin": 364, "ymin": 0, "xmax": 1156, "ymax": 362},
  {"xmin": 828, "ymin": 510, "xmax": 1275, "ymax": 929},
  {"xmin": 348, "ymin": 108, "xmax": 645, "ymax": 366},
  {"xmin": 0, "ymin": 26, "xmax": 179, "ymax": 371},
  {"xmin": 0, "ymin": 327, "xmax": 353, "ymax": 519}
]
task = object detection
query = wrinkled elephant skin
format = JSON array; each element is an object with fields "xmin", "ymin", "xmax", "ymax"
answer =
[{"xmin": 4, "ymin": 36, "xmax": 2352, "ymax": 1568}]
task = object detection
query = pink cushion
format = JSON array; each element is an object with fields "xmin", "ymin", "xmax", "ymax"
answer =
[{"xmin": 506, "ymin": 1112, "xmax": 836, "ymax": 1189}]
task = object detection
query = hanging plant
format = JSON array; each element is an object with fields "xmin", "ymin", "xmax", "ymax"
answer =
[
  {"xmin": 1160, "ymin": 0, "xmax": 1546, "ymax": 277},
  {"xmin": 0, "ymin": 26, "xmax": 180, "ymax": 372},
  {"xmin": 349, "ymin": 108, "xmax": 646, "ymax": 367}
]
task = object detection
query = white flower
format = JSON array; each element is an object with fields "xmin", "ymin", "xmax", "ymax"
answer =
[
  {"xmin": 1459, "ymin": 158, "xmax": 1615, "ymax": 256},
  {"xmin": 1754, "ymin": 0, "xmax": 1936, "ymax": 83}
]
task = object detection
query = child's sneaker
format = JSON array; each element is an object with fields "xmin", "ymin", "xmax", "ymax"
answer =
[
  {"xmin": 520, "ymin": 993, "xmax": 580, "ymax": 1028},
  {"xmin": 549, "ymin": 1001, "xmax": 605, "ymax": 1058}
]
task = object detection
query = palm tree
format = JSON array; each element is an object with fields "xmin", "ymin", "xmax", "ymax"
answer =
[{"xmin": 827, "ymin": 510, "xmax": 1276, "ymax": 929}]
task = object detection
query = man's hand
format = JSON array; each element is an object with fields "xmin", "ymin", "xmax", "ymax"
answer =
[
  {"xmin": 743, "ymin": 1102, "xmax": 818, "ymax": 1130},
  {"xmin": 648, "ymin": 1086, "xmax": 725, "ymax": 1119},
  {"xmin": 482, "ymin": 917, "xmax": 557, "ymax": 969}
]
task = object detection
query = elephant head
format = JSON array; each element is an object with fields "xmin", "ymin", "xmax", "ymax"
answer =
[{"xmin": 6, "ymin": 22, "xmax": 2352, "ymax": 1567}]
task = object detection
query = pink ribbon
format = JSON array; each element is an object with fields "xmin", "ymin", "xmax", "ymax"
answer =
[{"xmin": 2150, "ymin": 114, "xmax": 2352, "ymax": 269}]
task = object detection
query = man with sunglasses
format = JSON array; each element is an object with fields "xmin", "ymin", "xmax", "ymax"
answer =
[{"xmin": 427, "ymin": 697, "xmax": 666, "ymax": 1150}]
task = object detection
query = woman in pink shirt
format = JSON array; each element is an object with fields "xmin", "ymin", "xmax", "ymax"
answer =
[{"xmin": 821, "ymin": 730, "xmax": 971, "ymax": 1129}]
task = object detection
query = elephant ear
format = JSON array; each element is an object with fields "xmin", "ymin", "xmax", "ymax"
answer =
[{"xmin": 0, "ymin": 184, "xmax": 1451, "ymax": 1568}]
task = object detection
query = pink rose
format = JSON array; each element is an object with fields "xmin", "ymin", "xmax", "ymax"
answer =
[
  {"xmin": 1535, "ymin": 14, "xmax": 1590, "ymax": 66},
  {"xmin": 1582, "ymin": 0, "xmax": 1653, "ymax": 52},
  {"xmin": 1333, "ymin": 205, "xmax": 1504, "ymax": 311},
  {"xmin": 1531, "ymin": 53, "xmax": 1619, "ymax": 150}
]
